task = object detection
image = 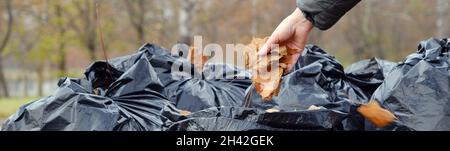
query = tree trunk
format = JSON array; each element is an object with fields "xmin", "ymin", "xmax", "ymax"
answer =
[
  {"xmin": 0, "ymin": 0, "xmax": 13, "ymax": 98},
  {"xmin": 58, "ymin": 46, "xmax": 66, "ymax": 77},
  {"xmin": 36, "ymin": 65, "xmax": 44, "ymax": 97},
  {"xmin": 56, "ymin": 3, "xmax": 67, "ymax": 77},
  {"xmin": 76, "ymin": 0, "xmax": 96, "ymax": 62},
  {"xmin": 137, "ymin": 26, "xmax": 145, "ymax": 44},
  {"xmin": 23, "ymin": 73, "xmax": 29, "ymax": 97},
  {"xmin": 179, "ymin": 0, "xmax": 196, "ymax": 45},
  {"xmin": 87, "ymin": 39, "xmax": 96, "ymax": 61},
  {"xmin": 18, "ymin": 57, "xmax": 29, "ymax": 97},
  {"xmin": 251, "ymin": 0, "xmax": 258, "ymax": 36},
  {"xmin": 0, "ymin": 60, "xmax": 9, "ymax": 97},
  {"xmin": 124, "ymin": 0, "xmax": 147, "ymax": 44},
  {"xmin": 436, "ymin": 0, "xmax": 448, "ymax": 37},
  {"xmin": 137, "ymin": 0, "xmax": 145, "ymax": 44}
]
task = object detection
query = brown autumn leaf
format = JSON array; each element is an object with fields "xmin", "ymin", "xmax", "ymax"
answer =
[
  {"xmin": 265, "ymin": 108, "xmax": 280, "ymax": 113},
  {"xmin": 244, "ymin": 37, "xmax": 297, "ymax": 101},
  {"xmin": 308, "ymin": 105, "xmax": 324, "ymax": 110},
  {"xmin": 187, "ymin": 47, "xmax": 210, "ymax": 71},
  {"xmin": 357, "ymin": 100, "xmax": 397, "ymax": 128},
  {"xmin": 179, "ymin": 110, "xmax": 192, "ymax": 116}
]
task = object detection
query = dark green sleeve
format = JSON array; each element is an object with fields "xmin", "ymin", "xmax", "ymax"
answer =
[{"xmin": 297, "ymin": 0, "xmax": 361, "ymax": 30}]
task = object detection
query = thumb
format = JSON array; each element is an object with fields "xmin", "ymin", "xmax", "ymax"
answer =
[{"xmin": 258, "ymin": 35, "xmax": 279, "ymax": 56}]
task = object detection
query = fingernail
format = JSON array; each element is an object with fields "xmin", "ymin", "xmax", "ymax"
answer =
[{"xmin": 258, "ymin": 45, "xmax": 267, "ymax": 56}]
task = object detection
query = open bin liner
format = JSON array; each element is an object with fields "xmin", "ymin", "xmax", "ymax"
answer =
[
  {"xmin": 370, "ymin": 38, "xmax": 450, "ymax": 131},
  {"xmin": 2, "ymin": 55, "xmax": 185, "ymax": 131}
]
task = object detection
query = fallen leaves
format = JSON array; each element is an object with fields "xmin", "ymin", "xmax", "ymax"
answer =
[
  {"xmin": 187, "ymin": 47, "xmax": 210, "ymax": 71},
  {"xmin": 179, "ymin": 110, "xmax": 192, "ymax": 116},
  {"xmin": 265, "ymin": 108, "xmax": 280, "ymax": 113},
  {"xmin": 357, "ymin": 100, "xmax": 397, "ymax": 128},
  {"xmin": 244, "ymin": 37, "xmax": 298, "ymax": 101},
  {"xmin": 308, "ymin": 105, "xmax": 324, "ymax": 111}
]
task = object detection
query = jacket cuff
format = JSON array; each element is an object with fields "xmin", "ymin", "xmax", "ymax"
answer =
[{"xmin": 297, "ymin": 0, "xmax": 360, "ymax": 30}]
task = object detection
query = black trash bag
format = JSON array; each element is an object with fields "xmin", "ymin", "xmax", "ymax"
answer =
[
  {"xmin": 87, "ymin": 56, "xmax": 187, "ymax": 131},
  {"xmin": 370, "ymin": 38, "xmax": 450, "ymax": 131},
  {"xmin": 163, "ymin": 63, "xmax": 252, "ymax": 112},
  {"xmin": 245, "ymin": 45, "xmax": 369, "ymax": 111},
  {"xmin": 128, "ymin": 44, "xmax": 252, "ymax": 112},
  {"xmin": 2, "ymin": 43, "xmax": 251, "ymax": 131},
  {"xmin": 345, "ymin": 58, "xmax": 397, "ymax": 98},
  {"xmin": 257, "ymin": 109, "xmax": 348, "ymax": 130},
  {"xmin": 169, "ymin": 106, "xmax": 348, "ymax": 131},
  {"xmin": 2, "ymin": 54, "xmax": 185, "ymax": 131},
  {"xmin": 242, "ymin": 45, "xmax": 397, "ymax": 130},
  {"xmin": 1, "ymin": 78, "xmax": 120, "ymax": 131},
  {"xmin": 168, "ymin": 107, "xmax": 286, "ymax": 131},
  {"xmin": 169, "ymin": 107, "xmax": 310, "ymax": 131},
  {"xmin": 169, "ymin": 117, "xmax": 274, "ymax": 131},
  {"xmin": 202, "ymin": 63, "xmax": 251, "ymax": 88}
]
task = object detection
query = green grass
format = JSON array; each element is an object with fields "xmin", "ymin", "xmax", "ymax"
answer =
[{"xmin": 0, "ymin": 97, "xmax": 38, "ymax": 120}]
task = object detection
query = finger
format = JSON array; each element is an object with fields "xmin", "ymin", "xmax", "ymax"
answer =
[
  {"xmin": 287, "ymin": 53, "xmax": 300, "ymax": 71},
  {"xmin": 286, "ymin": 41, "xmax": 306, "ymax": 53},
  {"xmin": 287, "ymin": 63, "xmax": 294, "ymax": 72},
  {"xmin": 258, "ymin": 35, "xmax": 280, "ymax": 56}
]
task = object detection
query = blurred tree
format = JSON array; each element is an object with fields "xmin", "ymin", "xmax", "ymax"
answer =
[
  {"xmin": 9, "ymin": 0, "xmax": 49, "ymax": 97},
  {"xmin": 0, "ymin": 0, "xmax": 13, "ymax": 98},
  {"xmin": 0, "ymin": 0, "xmax": 447, "ymax": 97},
  {"xmin": 24, "ymin": 0, "xmax": 50, "ymax": 97},
  {"xmin": 436, "ymin": 0, "xmax": 448, "ymax": 37},
  {"xmin": 124, "ymin": 0, "xmax": 148, "ymax": 44},
  {"xmin": 29, "ymin": 35, "xmax": 53, "ymax": 97},
  {"xmin": 251, "ymin": 0, "xmax": 258, "ymax": 36},
  {"xmin": 53, "ymin": 1, "xmax": 69, "ymax": 77},
  {"xmin": 341, "ymin": 0, "xmax": 385, "ymax": 60},
  {"xmin": 71, "ymin": 0, "xmax": 97, "ymax": 61},
  {"xmin": 179, "ymin": 0, "xmax": 197, "ymax": 45}
]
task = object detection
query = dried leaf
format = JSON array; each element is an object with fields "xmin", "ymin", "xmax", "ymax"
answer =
[
  {"xmin": 307, "ymin": 105, "xmax": 324, "ymax": 110},
  {"xmin": 244, "ymin": 37, "xmax": 297, "ymax": 101},
  {"xmin": 265, "ymin": 108, "xmax": 280, "ymax": 113},
  {"xmin": 179, "ymin": 110, "xmax": 191, "ymax": 116},
  {"xmin": 357, "ymin": 100, "xmax": 397, "ymax": 128},
  {"xmin": 187, "ymin": 47, "xmax": 209, "ymax": 71}
]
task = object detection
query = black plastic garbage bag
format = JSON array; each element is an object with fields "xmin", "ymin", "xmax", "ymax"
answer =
[
  {"xmin": 169, "ymin": 106, "xmax": 349, "ymax": 131},
  {"xmin": 164, "ymin": 63, "xmax": 252, "ymax": 112},
  {"xmin": 168, "ymin": 107, "xmax": 275, "ymax": 131},
  {"xmin": 1, "ymin": 78, "xmax": 120, "ymax": 131},
  {"xmin": 345, "ymin": 58, "xmax": 397, "ymax": 98},
  {"xmin": 242, "ymin": 45, "xmax": 397, "ymax": 130},
  {"xmin": 129, "ymin": 44, "xmax": 252, "ymax": 112},
  {"xmin": 2, "ymin": 54, "xmax": 185, "ymax": 131},
  {"xmin": 257, "ymin": 109, "xmax": 348, "ymax": 130},
  {"xmin": 245, "ymin": 45, "xmax": 369, "ymax": 111},
  {"xmin": 371, "ymin": 38, "xmax": 450, "ymax": 131},
  {"xmin": 2, "ymin": 43, "xmax": 252, "ymax": 131}
]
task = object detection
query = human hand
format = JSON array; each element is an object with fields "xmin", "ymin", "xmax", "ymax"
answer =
[{"xmin": 258, "ymin": 8, "xmax": 313, "ymax": 71}]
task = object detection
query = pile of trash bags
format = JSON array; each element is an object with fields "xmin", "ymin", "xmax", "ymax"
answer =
[
  {"xmin": 1, "ymin": 44, "xmax": 251, "ymax": 131},
  {"xmin": 371, "ymin": 38, "xmax": 450, "ymax": 131},
  {"xmin": 2, "ymin": 38, "xmax": 449, "ymax": 131}
]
